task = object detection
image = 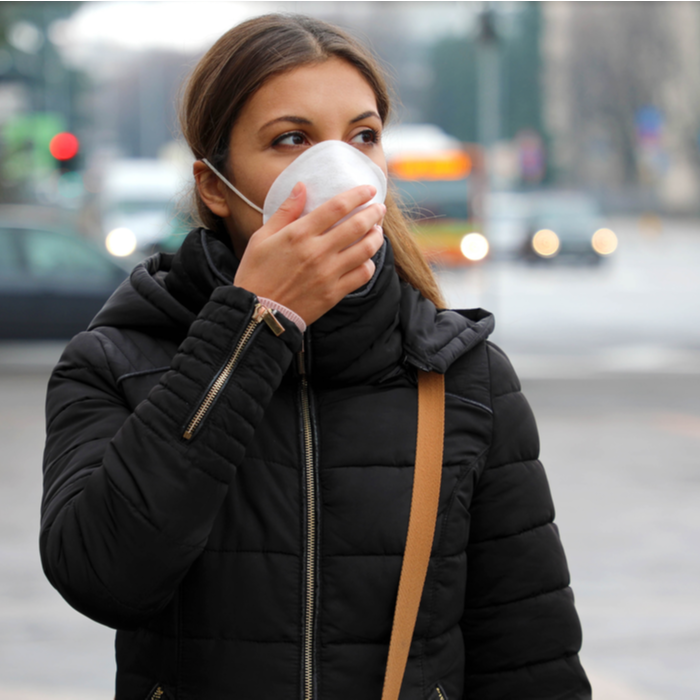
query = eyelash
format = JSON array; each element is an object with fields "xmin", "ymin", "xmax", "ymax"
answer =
[
  {"xmin": 272, "ymin": 128, "xmax": 380, "ymax": 148},
  {"xmin": 272, "ymin": 131, "xmax": 307, "ymax": 147},
  {"xmin": 353, "ymin": 128, "xmax": 380, "ymax": 145}
]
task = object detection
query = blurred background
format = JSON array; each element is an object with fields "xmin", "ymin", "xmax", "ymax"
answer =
[{"xmin": 1, "ymin": 2, "xmax": 699, "ymax": 699}]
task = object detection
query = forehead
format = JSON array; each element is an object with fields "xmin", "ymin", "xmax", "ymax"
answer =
[{"xmin": 240, "ymin": 58, "xmax": 379, "ymax": 126}]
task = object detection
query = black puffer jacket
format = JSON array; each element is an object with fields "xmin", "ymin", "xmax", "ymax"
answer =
[{"xmin": 41, "ymin": 228, "xmax": 590, "ymax": 700}]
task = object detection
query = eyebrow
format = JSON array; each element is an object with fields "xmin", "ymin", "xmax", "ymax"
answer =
[
  {"xmin": 350, "ymin": 110, "xmax": 381, "ymax": 123},
  {"xmin": 260, "ymin": 115, "xmax": 312, "ymax": 132},
  {"xmin": 259, "ymin": 110, "xmax": 382, "ymax": 133}
]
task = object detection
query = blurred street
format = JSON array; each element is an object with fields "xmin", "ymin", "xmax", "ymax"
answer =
[
  {"xmin": 1, "ymin": 216, "xmax": 698, "ymax": 698},
  {"xmin": 440, "ymin": 215, "xmax": 700, "ymax": 372}
]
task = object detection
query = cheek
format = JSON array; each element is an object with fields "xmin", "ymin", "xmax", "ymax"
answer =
[
  {"xmin": 237, "ymin": 160, "xmax": 291, "ymax": 205},
  {"xmin": 370, "ymin": 149, "xmax": 388, "ymax": 177}
]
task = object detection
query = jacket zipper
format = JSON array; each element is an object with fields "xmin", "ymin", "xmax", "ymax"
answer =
[
  {"xmin": 183, "ymin": 302, "xmax": 284, "ymax": 440},
  {"xmin": 436, "ymin": 685, "xmax": 446, "ymax": 700},
  {"xmin": 299, "ymin": 348, "xmax": 317, "ymax": 700},
  {"xmin": 147, "ymin": 684, "xmax": 164, "ymax": 700}
]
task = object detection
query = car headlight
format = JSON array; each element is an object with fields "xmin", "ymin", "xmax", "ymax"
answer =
[
  {"xmin": 460, "ymin": 233, "xmax": 489, "ymax": 262},
  {"xmin": 591, "ymin": 228, "xmax": 618, "ymax": 255},
  {"xmin": 106, "ymin": 228, "xmax": 138, "ymax": 257},
  {"xmin": 532, "ymin": 229, "xmax": 560, "ymax": 257}
]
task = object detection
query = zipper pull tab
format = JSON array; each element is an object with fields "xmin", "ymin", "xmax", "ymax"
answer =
[{"xmin": 253, "ymin": 303, "xmax": 285, "ymax": 337}]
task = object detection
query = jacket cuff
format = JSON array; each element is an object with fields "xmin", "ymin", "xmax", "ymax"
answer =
[{"xmin": 257, "ymin": 296, "xmax": 307, "ymax": 334}]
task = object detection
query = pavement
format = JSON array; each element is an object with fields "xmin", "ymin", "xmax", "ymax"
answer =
[{"xmin": 521, "ymin": 373, "xmax": 700, "ymax": 700}]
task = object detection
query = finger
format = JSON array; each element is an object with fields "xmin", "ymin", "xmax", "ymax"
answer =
[
  {"xmin": 334, "ymin": 223, "xmax": 385, "ymax": 272},
  {"xmin": 303, "ymin": 184, "xmax": 377, "ymax": 234},
  {"xmin": 337, "ymin": 257, "xmax": 377, "ymax": 297},
  {"xmin": 258, "ymin": 182, "xmax": 306, "ymax": 236},
  {"xmin": 327, "ymin": 203, "xmax": 386, "ymax": 251}
]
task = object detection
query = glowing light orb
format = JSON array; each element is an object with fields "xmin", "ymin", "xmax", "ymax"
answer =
[
  {"xmin": 460, "ymin": 233, "xmax": 489, "ymax": 262},
  {"xmin": 106, "ymin": 228, "xmax": 137, "ymax": 257},
  {"xmin": 49, "ymin": 132, "xmax": 79, "ymax": 161},
  {"xmin": 591, "ymin": 228, "xmax": 618, "ymax": 255},
  {"xmin": 532, "ymin": 229, "xmax": 560, "ymax": 258}
]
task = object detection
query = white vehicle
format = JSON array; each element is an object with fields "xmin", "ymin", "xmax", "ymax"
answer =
[
  {"xmin": 99, "ymin": 159, "xmax": 190, "ymax": 257},
  {"xmin": 381, "ymin": 123, "xmax": 463, "ymax": 160}
]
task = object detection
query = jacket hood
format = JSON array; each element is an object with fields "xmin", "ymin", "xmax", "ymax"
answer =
[
  {"xmin": 400, "ymin": 289, "xmax": 494, "ymax": 374},
  {"xmin": 89, "ymin": 254, "xmax": 193, "ymax": 333},
  {"xmin": 88, "ymin": 226, "xmax": 237, "ymax": 333},
  {"xmin": 90, "ymin": 228, "xmax": 494, "ymax": 380}
]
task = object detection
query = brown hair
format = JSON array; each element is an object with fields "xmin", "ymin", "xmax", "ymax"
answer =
[{"xmin": 179, "ymin": 13, "xmax": 445, "ymax": 308}]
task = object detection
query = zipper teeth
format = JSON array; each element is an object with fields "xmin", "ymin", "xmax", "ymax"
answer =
[
  {"xmin": 182, "ymin": 313, "xmax": 261, "ymax": 440},
  {"xmin": 436, "ymin": 686, "xmax": 446, "ymax": 700},
  {"xmin": 301, "ymin": 375, "xmax": 316, "ymax": 700}
]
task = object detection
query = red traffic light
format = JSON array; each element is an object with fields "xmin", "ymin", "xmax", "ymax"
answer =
[{"xmin": 49, "ymin": 132, "xmax": 79, "ymax": 161}]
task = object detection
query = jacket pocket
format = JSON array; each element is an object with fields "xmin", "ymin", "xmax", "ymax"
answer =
[{"xmin": 427, "ymin": 683, "xmax": 449, "ymax": 700}]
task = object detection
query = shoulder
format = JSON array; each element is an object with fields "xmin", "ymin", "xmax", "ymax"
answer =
[
  {"xmin": 443, "ymin": 339, "xmax": 521, "ymax": 412},
  {"xmin": 49, "ymin": 325, "xmax": 180, "ymax": 414},
  {"xmin": 56, "ymin": 324, "xmax": 177, "ymax": 381},
  {"xmin": 485, "ymin": 341, "xmax": 522, "ymax": 397},
  {"xmin": 443, "ymin": 339, "xmax": 539, "ymax": 465}
]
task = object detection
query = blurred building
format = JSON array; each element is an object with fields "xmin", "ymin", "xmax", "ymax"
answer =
[
  {"xmin": 5, "ymin": 2, "xmax": 700, "ymax": 216},
  {"xmin": 542, "ymin": 1, "xmax": 700, "ymax": 214}
]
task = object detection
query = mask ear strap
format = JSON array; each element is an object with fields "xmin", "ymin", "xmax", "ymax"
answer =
[{"xmin": 202, "ymin": 158, "xmax": 264, "ymax": 215}]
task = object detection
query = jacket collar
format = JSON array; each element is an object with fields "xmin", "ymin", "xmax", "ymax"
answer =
[
  {"xmin": 92, "ymin": 227, "xmax": 494, "ymax": 384},
  {"xmin": 163, "ymin": 228, "xmax": 405, "ymax": 384}
]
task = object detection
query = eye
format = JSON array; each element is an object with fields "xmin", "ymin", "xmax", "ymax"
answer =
[
  {"xmin": 350, "ymin": 128, "xmax": 380, "ymax": 146},
  {"xmin": 272, "ymin": 131, "xmax": 308, "ymax": 147}
]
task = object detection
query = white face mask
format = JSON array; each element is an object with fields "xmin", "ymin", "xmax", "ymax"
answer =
[{"xmin": 203, "ymin": 140, "xmax": 387, "ymax": 226}]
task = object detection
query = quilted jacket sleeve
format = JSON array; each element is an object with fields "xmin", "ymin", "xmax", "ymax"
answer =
[
  {"xmin": 40, "ymin": 286, "xmax": 301, "ymax": 630},
  {"xmin": 460, "ymin": 343, "xmax": 591, "ymax": 699}
]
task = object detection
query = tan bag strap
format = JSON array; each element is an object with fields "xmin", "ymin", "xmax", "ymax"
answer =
[{"xmin": 381, "ymin": 370, "xmax": 445, "ymax": 700}]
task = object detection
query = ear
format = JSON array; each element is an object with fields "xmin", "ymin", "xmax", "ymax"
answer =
[{"xmin": 193, "ymin": 160, "xmax": 231, "ymax": 218}]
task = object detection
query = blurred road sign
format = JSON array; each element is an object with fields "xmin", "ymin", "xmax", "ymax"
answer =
[{"xmin": 635, "ymin": 106, "xmax": 663, "ymax": 144}]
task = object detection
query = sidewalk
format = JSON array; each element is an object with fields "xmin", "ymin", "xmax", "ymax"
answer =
[
  {"xmin": 0, "ymin": 342, "xmax": 66, "ymax": 374},
  {"xmin": 587, "ymin": 671, "xmax": 661, "ymax": 700},
  {"xmin": 510, "ymin": 345, "xmax": 700, "ymax": 379},
  {"xmin": 0, "ymin": 690, "xmax": 98, "ymax": 700}
]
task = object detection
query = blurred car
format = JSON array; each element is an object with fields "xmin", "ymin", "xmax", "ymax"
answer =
[
  {"xmin": 485, "ymin": 190, "xmax": 618, "ymax": 264},
  {"xmin": 0, "ymin": 206, "xmax": 129, "ymax": 340},
  {"xmin": 520, "ymin": 191, "xmax": 617, "ymax": 264},
  {"xmin": 98, "ymin": 159, "xmax": 190, "ymax": 258}
]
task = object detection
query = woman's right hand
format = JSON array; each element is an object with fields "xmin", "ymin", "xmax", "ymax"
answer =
[{"xmin": 233, "ymin": 182, "xmax": 386, "ymax": 325}]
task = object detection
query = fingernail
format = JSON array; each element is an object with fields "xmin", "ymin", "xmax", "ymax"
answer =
[
  {"xmin": 290, "ymin": 182, "xmax": 303, "ymax": 198},
  {"xmin": 367, "ymin": 185, "xmax": 377, "ymax": 197}
]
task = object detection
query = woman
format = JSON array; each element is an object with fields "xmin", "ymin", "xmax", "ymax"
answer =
[{"xmin": 41, "ymin": 14, "xmax": 591, "ymax": 700}]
